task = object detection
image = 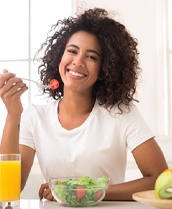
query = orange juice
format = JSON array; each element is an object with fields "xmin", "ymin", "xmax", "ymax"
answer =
[{"xmin": 0, "ymin": 160, "xmax": 21, "ymax": 202}]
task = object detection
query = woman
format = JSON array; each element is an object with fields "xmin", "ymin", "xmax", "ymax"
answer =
[{"xmin": 0, "ymin": 8, "xmax": 168, "ymax": 201}]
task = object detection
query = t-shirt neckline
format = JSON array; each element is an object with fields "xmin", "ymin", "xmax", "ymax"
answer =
[{"xmin": 53, "ymin": 99, "xmax": 99, "ymax": 132}]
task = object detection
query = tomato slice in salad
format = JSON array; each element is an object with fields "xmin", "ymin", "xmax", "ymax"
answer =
[
  {"xmin": 95, "ymin": 190, "xmax": 102, "ymax": 199},
  {"xmin": 76, "ymin": 186, "xmax": 86, "ymax": 200}
]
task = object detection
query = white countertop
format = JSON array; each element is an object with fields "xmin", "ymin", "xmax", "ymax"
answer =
[{"xmin": 18, "ymin": 199, "xmax": 155, "ymax": 209}]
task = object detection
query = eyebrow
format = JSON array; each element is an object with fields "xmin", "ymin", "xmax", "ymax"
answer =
[{"xmin": 67, "ymin": 44, "xmax": 101, "ymax": 57}]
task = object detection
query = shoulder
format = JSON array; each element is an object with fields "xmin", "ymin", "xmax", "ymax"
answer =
[
  {"xmin": 120, "ymin": 104, "xmax": 146, "ymax": 123},
  {"xmin": 95, "ymin": 102, "xmax": 149, "ymax": 130},
  {"xmin": 95, "ymin": 101, "xmax": 140, "ymax": 119}
]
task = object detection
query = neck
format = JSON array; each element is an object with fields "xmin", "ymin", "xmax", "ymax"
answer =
[
  {"xmin": 59, "ymin": 89, "xmax": 95, "ymax": 117},
  {"xmin": 59, "ymin": 96, "xmax": 95, "ymax": 116},
  {"xmin": 58, "ymin": 90, "xmax": 96, "ymax": 130}
]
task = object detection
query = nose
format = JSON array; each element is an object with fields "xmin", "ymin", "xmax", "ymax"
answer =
[{"xmin": 72, "ymin": 55, "xmax": 85, "ymax": 68}]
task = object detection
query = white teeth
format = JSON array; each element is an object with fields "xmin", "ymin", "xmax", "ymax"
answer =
[{"xmin": 69, "ymin": 70, "xmax": 85, "ymax": 77}]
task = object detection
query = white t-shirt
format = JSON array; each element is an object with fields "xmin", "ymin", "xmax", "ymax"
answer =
[{"xmin": 20, "ymin": 100, "xmax": 154, "ymax": 184}]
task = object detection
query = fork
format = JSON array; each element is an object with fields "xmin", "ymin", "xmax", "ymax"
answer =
[
  {"xmin": 19, "ymin": 77, "xmax": 50, "ymax": 90},
  {"xmin": 0, "ymin": 73, "xmax": 50, "ymax": 90}
]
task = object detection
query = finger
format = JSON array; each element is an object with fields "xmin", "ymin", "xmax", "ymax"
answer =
[
  {"xmin": 11, "ymin": 85, "xmax": 28, "ymax": 99},
  {"xmin": 0, "ymin": 72, "xmax": 16, "ymax": 88},
  {"xmin": 3, "ymin": 69, "xmax": 9, "ymax": 74},
  {"xmin": 39, "ymin": 190, "xmax": 43, "ymax": 200},
  {"xmin": 1, "ymin": 77, "xmax": 25, "ymax": 92},
  {"xmin": 0, "ymin": 80, "xmax": 27, "ymax": 100},
  {"xmin": 39, "ymin": 183, "xmax": 55, "ymax": 201},
  {"xmin": 39, "ymin": 183, "xmax": 49, "ymax": 200},
  {"xmin": 2, "ymin": 69, "xmax": 16, "ymax": 76},
  {"xmin": 8, "ymin": 82, "xmax": 28, "ymax": 96},
  {"xmin": 42, "ymin": 188, "xmax": 53, "ymax": 201},
  {"xmin": 44, "ymin": 191, "xmax": 55, "ymax": 201}
]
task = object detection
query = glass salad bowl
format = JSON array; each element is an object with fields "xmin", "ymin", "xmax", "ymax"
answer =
[{"xmin": 49, "ymin": 176, "xmax": 109, "ymax": 207}]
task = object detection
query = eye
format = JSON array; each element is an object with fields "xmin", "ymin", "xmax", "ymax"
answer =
[
  {"xmin": 87, "ymin": 55, "xmax": 97, "ymax": 61},
  {"xmin": 67, "ymin": 49, "xmax": 77, "ymax": 54}
]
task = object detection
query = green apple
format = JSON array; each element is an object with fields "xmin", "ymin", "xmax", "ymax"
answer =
[{"xmin": 155, "ymin": 169, "xmax": 172, "ymax": 199}]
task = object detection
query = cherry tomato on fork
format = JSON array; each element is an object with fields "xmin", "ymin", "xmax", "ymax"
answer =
[{"xmin": 49, "ymin": 79, "xmax": 59, "ymax": 90}]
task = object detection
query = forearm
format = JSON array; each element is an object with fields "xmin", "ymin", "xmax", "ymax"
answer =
[
  {"xmin": 0, "ymin": 113, "xmax": 21, "ymax": 154},
  {"xmin": 104, "ymin": 176, "xmax": 157, "ymax": 201}
]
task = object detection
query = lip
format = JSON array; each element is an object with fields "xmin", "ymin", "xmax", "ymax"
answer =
[{"xmin": 66, "ymin": 68, "xmax": 87, "ymax": 79}]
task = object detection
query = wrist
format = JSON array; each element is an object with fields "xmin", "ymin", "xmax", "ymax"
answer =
[{"xmin": 6, "ymin": 113, "xmax": 21, "ymax": 123}]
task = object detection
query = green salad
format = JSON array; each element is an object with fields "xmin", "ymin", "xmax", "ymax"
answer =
[{"xmin": 52, "ymin": 176, "xmax": 109, "ymax": 206}]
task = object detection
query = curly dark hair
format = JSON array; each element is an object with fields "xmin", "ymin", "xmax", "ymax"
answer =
[{"xmin": 36, "ymin": 8, "xmax": 141, "ymax": 112}]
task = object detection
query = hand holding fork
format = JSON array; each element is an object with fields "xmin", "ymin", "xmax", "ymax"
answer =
[{"xmin": 0, "ymin": 73, "xmax": 59, "ymax": 90}]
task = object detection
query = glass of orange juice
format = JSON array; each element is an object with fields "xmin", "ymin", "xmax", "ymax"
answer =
[{"xmin": 0, "ymin": 154, "xmax": 21, "ymax": 209}]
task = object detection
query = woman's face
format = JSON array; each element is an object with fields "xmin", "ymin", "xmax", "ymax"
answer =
[{"xmin": 59, "ymin": 31, "xmax": 101, "ymax": 93}]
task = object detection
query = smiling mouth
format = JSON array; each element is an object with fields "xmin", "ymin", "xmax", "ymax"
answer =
[{"xmin": 68, "ymin": 70, "xmax": 86, "ymax": 78}]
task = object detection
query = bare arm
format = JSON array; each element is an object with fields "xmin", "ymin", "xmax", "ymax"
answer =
[
  {"xmin": 104, "ymin": 138, "xmax": 168, "ymax": 200},
  {"xmin": 0, "ymin": 70, "xmax": 27, "ymax": 153},
  {"xmin": 20, "ymin": 145, "xmax": 35, "ymax": 191},
  {"xmin": 0, "ymin": 70, "xmax": 34, "ymax": 190}
]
